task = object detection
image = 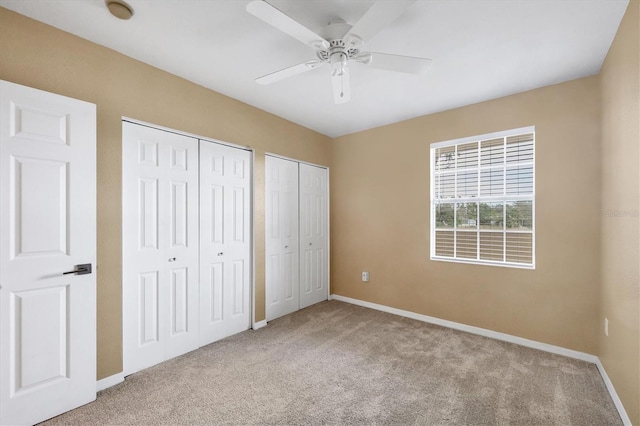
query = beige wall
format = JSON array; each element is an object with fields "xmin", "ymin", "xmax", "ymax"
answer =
[
  {"xmin": 0, "ymin": 8, "xmax": 332, "ymax": 379},
  {"xmin": 599, "ymin": 0, "xmax": 640, "ymax": 423},
  {"xmin": 331, "ymin": 76, "xmax": 602, "ymax": 353}
]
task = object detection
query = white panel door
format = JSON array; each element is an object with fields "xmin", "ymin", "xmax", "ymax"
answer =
[
  {"xmin": 265, "ymin": 156, "xmax": 299, "ymax": 321},
  {"xmin": 299, "ymin": 164, "xmax": 328, "ymax": 309},
  {"xmin": 199, "ymin": 142, "xmax": 251, "ymax": 346},
  {"xmin": 0, "ymin": 80, "xmax": 96, "ymax": 425},
  {"xmin": 122, "ymin": 122, "xmax": 199, "ymax": 375}
]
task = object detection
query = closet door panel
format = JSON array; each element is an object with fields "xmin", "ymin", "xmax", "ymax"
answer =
[
  {"xmin": 222, "ymin": 147, "xmax": 251, "ymax": 336},
  {"xmin": 199, "ymin": 145, "xmax": 227, "ymax": 344},
  {"xmin": 200, "ymin": 142, "xmax": 251, "ymax": 346},
  {"xmin": 299, "ymin": 164, "xmax": 328, "ymax": 309},
  {"xmin": 265, "ymin": 156, "xmax": 299, "ymax": 321},
  {"xmin": 123, "ymin": 124, "xmax": 165, "ymax": 374},
  {"xmin": 123, "ymin": 123, "xmax": 199, "ymax": 374},
  {"xmin": 164, "ymin": 134, "xmax": 199, "ymax": 360}
]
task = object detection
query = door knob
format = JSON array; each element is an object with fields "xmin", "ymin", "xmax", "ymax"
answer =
[
  {"xmin": 62, "ymin": 263, "xmax": 92, "ymax": 275},
  {"xmin": 168, "ymin": 257, "xmax": 176, "ymax": 262},
  {"xmin": 284, "ymin": 245, "xmax": 288, "ymax": 249},
  {"xmin": 217, "ymin": 252, "xmax": 224, "ymax": 256},
  {"xmin": 309, "ymin": 243, "xmax": 312, "ymax": 246}
]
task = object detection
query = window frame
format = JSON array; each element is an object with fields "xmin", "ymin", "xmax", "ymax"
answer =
[{"xmin": 430, "ymin": 126, "xmax": 536, "ymax": 269}]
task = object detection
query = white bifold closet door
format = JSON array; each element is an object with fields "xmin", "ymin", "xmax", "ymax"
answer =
[
  {"xmin": 123, "ymin": 122, "xmax": 252, "ymax": 375},
  {"xmin": 122, "ymin": 122, "xmax": 200, "ymax": 375},
  {"xmin": 199, "ymin": 141, "xmax": 251, "ymax": 346},
  {"xmin": 266, "ymin": 156, "xmax": 328, "ymax": 322}
]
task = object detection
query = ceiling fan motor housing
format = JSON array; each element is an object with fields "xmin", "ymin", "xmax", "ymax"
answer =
[
  {"xmin": 323, "ymin": 19, "xmax": 351, "ymax": 40},
  {"xmin": 317, "ymin": 39, "xmax": 363, "ymax": 63},
  {"xmin": 314, "ymin": 19, "xmax": 371, "ymax": 70}
]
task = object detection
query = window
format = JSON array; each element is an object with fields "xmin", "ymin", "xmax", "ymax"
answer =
[{"xmin": 430, "ymin": 127, "xmax": 535, "ymax": 268}]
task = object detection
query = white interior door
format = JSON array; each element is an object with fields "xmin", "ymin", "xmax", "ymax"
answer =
[
  {"xmin": 122, "ymin": 122, "xmax": 199, "ymax": 375},
  {"xmin": 199, "ymin": 141, "xmax": 251, "ymax": 346},
  {"xmin": 0, "ymin": 80, "xmax": 96, "ymax": 425},
  {"xmin": 299, "ymin": 164, "xmax": 328, "ymax": 309},
  {"xmin": 265, "ymin": 156, "xmax": 299, "ymax": 321}
]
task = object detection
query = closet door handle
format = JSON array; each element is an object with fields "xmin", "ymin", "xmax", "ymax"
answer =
[
  {"xmin": 284, "ymin": 245, "xmax": 289, "ymax": 249},
  {"xmin": 217, "ymin": 252, "xmax": 224, "ymax": 256},
  {"xmin": 168, "ymin": 257, "xmax": 176, "ymax": 262}
]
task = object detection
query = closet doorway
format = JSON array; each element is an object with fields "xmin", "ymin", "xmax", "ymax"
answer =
[
  {"xmin": 122, "ymin": 121, "xmax": 252, "ymax": 375},
  {"xmin": 265, "ymin": 155, "xmax": 329, "ymax": 321}
]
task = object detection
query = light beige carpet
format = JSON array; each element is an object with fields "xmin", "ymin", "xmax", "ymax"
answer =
[{"xmin": 43, "ymin": 300, "xmax": 621, "ymax": 425}]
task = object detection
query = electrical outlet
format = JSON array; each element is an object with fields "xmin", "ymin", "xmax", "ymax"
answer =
[
  {"xmin": 362, "ymin": 271, "xmax": 369, "ymax": 282},
  {"xmin": 605, "ymin": 318, "xmax": 609, "ymax": 336}
]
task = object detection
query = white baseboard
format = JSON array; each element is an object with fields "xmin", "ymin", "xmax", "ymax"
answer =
[
  {"xmin": 252, "ymin": 320, "xmax": 267, "ymax": 330},
  {"xmin": 595, "ymin": 358, "xmax": 632, "ymax": 425},
  {"xmin": 331, "ymin": 294, "xmax": 596, "ymax": 362},
  {"xmin": 330, "ymin": 294, "xmax": 630, "ymax": 424},
  {"xmin": 96, "ymin": 373, "xmax": 124, "ymax": 392}
]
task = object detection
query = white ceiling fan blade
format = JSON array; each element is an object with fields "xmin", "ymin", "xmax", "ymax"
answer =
[
  {"xmin": 368, "ymin": 52, "xmax": 432, "ymax": 74},
  {"xmin": 345, "ymin": 0, "xmax": 416, "ymax": 44},
  {"xmin": 331, "ymin": 68, "xmax": 351, "ymax": 104},
  {"xmin": 256, "ymin": 61, "xmax": 323, "ymax": 85},
  {"xmin": 247, "ymin": 1, "xmax": 329, "ymax": 48}
]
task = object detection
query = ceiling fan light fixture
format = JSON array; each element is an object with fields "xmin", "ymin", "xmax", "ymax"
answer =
[
  {"xmin": 330, "ymin": 52, "xmax": 347, "ymax": 76},
  {"xmin": 106, "ymin": 0, "xmax": 134, "ymax": 20}
]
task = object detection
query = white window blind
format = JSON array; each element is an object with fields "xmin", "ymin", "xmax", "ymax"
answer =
[{"xmin": 430, "ymin": 127, "xmax": 535, "ymax": 268}]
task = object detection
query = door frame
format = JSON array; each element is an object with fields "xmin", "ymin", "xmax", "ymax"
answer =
[
  {"xmin": 120, "ymin": 117, "xmax": 257, "ymax": 334},
  {"xmin": 265, "ymin": 153, "xmax": 331, "ymax": 305}
]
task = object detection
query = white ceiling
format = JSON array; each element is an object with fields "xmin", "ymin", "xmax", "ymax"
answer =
[{"xmin": 0, "ymin": 0, "xmax": 629, "ymax": 138}]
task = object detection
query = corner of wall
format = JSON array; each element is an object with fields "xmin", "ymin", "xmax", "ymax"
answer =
[{"xmin": 598, "ymin": 0, "xmax": 640, "ymax": 424}]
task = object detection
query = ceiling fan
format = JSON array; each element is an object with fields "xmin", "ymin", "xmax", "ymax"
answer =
[{"xmin": 246, "ymin": 0, "xmax": 432, "ymax": 104}]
